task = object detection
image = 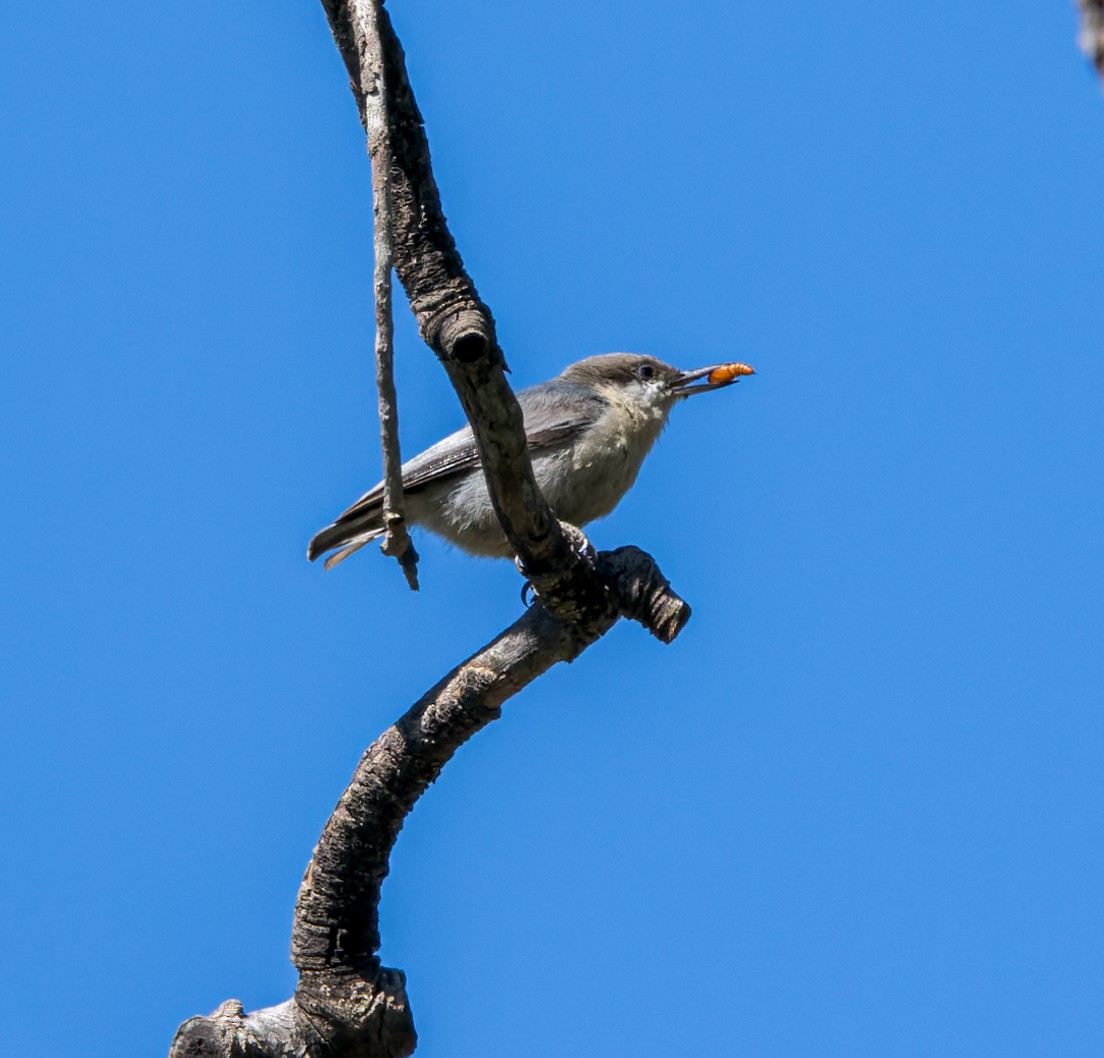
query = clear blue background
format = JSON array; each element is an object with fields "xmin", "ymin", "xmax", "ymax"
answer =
[{"xmin": 2, "ymin": 3, "xmax": 1102, "ymax": 1055}]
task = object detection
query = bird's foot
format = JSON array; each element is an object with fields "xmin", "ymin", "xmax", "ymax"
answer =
[
  {"xmin": 559, "ymin": 522, "xmax": 596, "ymax": 562},
  {"xmin": 516, "ymin": 522, "xmax": 596, "ymax": 606}
]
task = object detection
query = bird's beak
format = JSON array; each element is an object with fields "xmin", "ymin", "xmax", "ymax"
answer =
[{"xmin": 672, "ymin": 361, "xmax": 755, "ymax": 397}]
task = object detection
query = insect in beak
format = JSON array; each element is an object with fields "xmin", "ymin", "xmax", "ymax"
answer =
[{"xmin": 673, "ymin": 361, "xmax": 755, "ymax": 397}]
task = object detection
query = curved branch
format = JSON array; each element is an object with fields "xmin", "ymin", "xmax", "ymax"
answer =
[
  {"xmin": 291, "ymin": 547, "xmax": 690, "ymax": 978},
  {"xmin": 171, "ymin": 4, "xmax": 698, "ymax": 1056},
  {"xmin": 171, "ymin": 552, "xmax": 690, "ymax": 1058}
]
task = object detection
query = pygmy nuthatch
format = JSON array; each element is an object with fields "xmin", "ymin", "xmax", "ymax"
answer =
[{"xmin": 308, "ymin": 352, "xmax": 754, "ymax": 568}]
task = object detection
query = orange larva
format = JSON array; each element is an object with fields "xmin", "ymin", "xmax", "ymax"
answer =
[{"xmin": 708, "ymin": 362, "xmax": 756, "ymax": 386}]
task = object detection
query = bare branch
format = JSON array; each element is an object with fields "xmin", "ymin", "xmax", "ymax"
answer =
[
  {"xmin": 319, "ymin": 0, "xmax": 603, "ymax": 618},
  {"xmin": 170, "ymin": 5, "xmax": 700, "ymax": 1056},
  {"xmin": 171, "ymin": 553, "xmax": 690, "ymax": 1058},
  {"xmin": 358, "ymin": 0, "xmax": 420, "ymax": 589},
  {"xmin": 290, "ymin": 547, "xmax": 690, "ymax": 983},
  {"xmin": 374, "ymin": 265, "xmax": 420, "ymax": 591}
]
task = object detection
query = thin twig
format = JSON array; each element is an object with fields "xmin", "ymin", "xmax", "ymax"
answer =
[{"xmin": 361, "ymin": 0, "xmax": 419, "ymax": 589}]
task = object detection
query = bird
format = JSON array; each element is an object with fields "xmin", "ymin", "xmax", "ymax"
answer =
[{"xmin": 308, "ymin": 352, "xmax": 754, "ymax": 568}]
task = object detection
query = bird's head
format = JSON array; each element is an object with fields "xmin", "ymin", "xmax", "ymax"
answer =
[{"xmin": 560, "ymin": 353, "xmax": 754, "ymax": 413}]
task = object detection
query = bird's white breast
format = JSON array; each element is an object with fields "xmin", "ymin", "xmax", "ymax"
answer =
[{"xmin": 539, "ymin": 393, "xmax": 669, "ymax": 526}]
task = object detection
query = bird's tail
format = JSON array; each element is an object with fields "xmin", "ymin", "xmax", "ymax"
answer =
[{"xmin": 307, "ymin": 515, "xmax": 385, "ymax": 570}]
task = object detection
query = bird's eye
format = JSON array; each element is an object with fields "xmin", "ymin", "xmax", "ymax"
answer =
[{"xmin": 636, "ymin": 363, "xmax": 656, "ymax": 381}]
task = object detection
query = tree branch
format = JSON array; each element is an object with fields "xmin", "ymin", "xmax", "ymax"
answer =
[
  {"xmin": 361, "ymin": 0, "xmax": 419, "ymax": 589},
  {"xmin": 170, "ymin": 4, "xmax": 697, "ymax": 1055},
  {"xmin": 171, "ymin": 552, "xmax": 690, "ymax": 1058},
  {"xmin": 318, "ymin": 0, "xmax": 607, "ymax": 619}
]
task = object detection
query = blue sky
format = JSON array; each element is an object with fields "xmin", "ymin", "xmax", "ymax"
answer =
[{"xmin": 2, "ymin": 2, "xmax": 1103, "ymax": 1055}]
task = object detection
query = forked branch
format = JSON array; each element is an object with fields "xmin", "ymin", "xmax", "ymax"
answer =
[{"xmin": 170, "ymin": 4, "xmax": 692, "ymax": 1056}]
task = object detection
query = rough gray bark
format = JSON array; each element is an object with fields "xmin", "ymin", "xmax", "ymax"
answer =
[
  {"xmin": 1078, "ymin": 0, "xmax": 1104, "ymax": 81},
  {"xmin": 171, "ymin": 554, "xmax": 688, "ymax": 1058},
  {"xmin": 169, "ymin": 4, "xmax": 693, "ymax": 1056}
]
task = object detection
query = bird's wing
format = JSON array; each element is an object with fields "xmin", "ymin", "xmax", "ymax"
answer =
[
  {"xmin": 331, "ymin": 380, "xmax": 608, "ymax": 521},
  {"xmin": 518, "ymin": 379, "xmax": 609, "ymax": 450},
  {"xmin": 320, "ymin": 428, "xmax": 477, "ymax": 529}
]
